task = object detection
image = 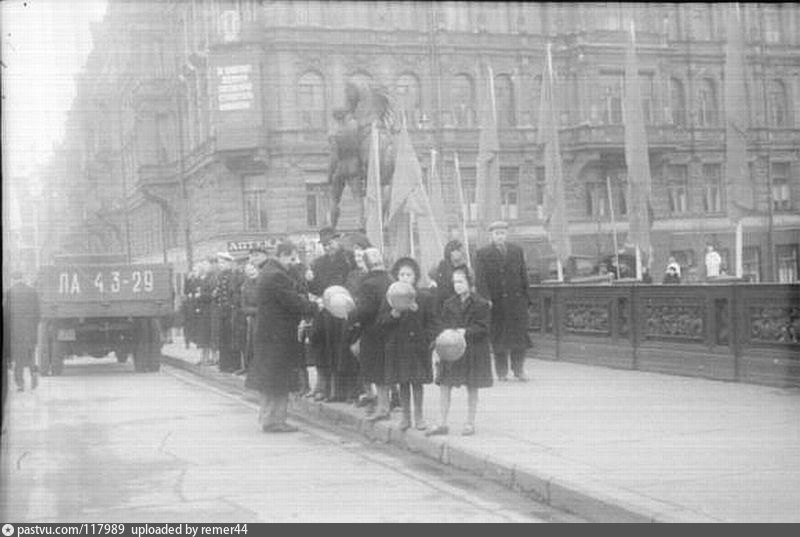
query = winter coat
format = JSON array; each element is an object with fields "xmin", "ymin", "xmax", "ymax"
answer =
[
  {"xmin": 308, "ymin": 250, "xmax": 353, "ymax": 369},
  {"xmin": 240, "ymin": 277, "xmax": 259, "ymax": 317},
  {"xmin": 245, "ymin": 260, "xmax": 317, "ymax": 396},
  {"xmin": 378, "ymin": 288, "xmax": 434, "ymax": 385},
  {"xmin": 353, "ymin": 269, "xmax": 392, "ymax": 384},
  {"xmin": 3, "ymin": 282, "xmax": 41, "ymax": 361},
  {"xmin": 434, "ymin": 292, "xmax": 493, "ymax": 389},
  {"xmin": 475, "ymin": 242, "xmax": 532, "ymax": 352}
]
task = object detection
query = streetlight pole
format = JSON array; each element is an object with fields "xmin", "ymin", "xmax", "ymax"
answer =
[{"xmin": 176, "ymin": 76, "xmax": 194, "ymax": 272}]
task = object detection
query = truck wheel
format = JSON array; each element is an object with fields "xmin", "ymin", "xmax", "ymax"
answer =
[
  {"xmin": 133, "ymin": 320, "xmax": 156, "ymax": 373},
  {"xmin": 115, "ymin": 349, "xmax": 130, "ymax": 364}
]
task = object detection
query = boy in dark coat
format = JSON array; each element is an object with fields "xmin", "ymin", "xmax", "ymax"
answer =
[
  {"xmin": 3, "ymin": 271, "xmax": 41, "ymax": 394},
  {"xmin": 474, "ymin": 221, "xmax": 532, "ymax": 382},
  {"xmin": 245, "ymin": 241, "xmax": 321, "ymax": 433}
]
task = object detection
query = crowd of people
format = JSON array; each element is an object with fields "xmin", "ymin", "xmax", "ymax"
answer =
[{"xmin": 183, "ymin": 220, "xmax": 534, "ymax": 435}]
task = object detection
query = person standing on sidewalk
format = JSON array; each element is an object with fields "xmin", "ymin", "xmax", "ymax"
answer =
[
  {"xmin": 239, "ymin": 247, "xmax": 269, "ymax": 374},
  {"xmin": 426, "ymin": 267, "xmax": 492, "ymax": 437},
  {"xmin": 245, "ymin": 240, "xmax": 321, "ymax": 433},
  {"xmin": 379, "ymin": 257, "xmax": 435, "ymax": 431},
  {"xmin": 354, "ymin": 248, "xmax": 393, "ymax": 421},
  {"xmin": 3, "ymin": 271, "xmax": 41, "ymax": 394},
  {"xmin": 475, "ymin": 220, "xmax": 532, "ymax": 382},
  {"xmin": 431, "ymin": 239, "xmax": 469, "ymax": 315}
]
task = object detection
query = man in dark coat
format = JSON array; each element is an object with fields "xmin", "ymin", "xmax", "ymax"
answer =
[
  {"xmin": 306, "ymin": 227, "xmax": 354, "ymax": 401},
  {"xmin": 475, "ymin": 221, "xmax": 532, "ymax": 382},
  {"xmin": 3, "ymin": 271, "xmax": 41, "ymax": 396},
  {"xmin": 245, "ymin": 241, "xmax": 320, "ymax": 433}
]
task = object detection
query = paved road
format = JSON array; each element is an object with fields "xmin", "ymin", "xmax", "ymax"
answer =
[{"xmin": 0, "ymin": 357, "xmax": 583, "ymax": 523}]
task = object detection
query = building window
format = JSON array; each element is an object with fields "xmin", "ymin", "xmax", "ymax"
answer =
[
  {"xmin": 776, "ymin": 245, "xmax": 799, "ymax": 283},
  {"xmin": 669, "ymin": 78, "xmax": 687, "ymax": 127},
  {"xmin": 494, "ymin": 74, "xmax": 516, "ymax": 128},
  {"xmin": 637, "ymin": 74, "xmax": 655, "ymax": 125},
  {"xmin": 702, "ymin": 164, "xmax": 723, "ymax": 213},
  {"xmin": 742, "ymin": 246, "xmax": 761, "ymax": 282},
  {"xmin": 500, "ymin": 167, "xmax": 519, "ymax": 220},
  {"xmin": 459, "ymin": 166, "xmax": 478, "ymax": 221},
  {"xmin": 598, "ymin": 74, "xmax": 622, "ymax": 125},
  {"xmin": 586, "ymin": 181, "xmax": 608, "ymax": 218},
  {"xmin": 306, "ymin": 183, "xmax": 330, "ymax": 229},
  {"xmin": 396, "ymin": 73, "xmax": 422, "ymax": 129},
  {"xmin": 771, "ymin": 162, "xmax": 791, "ymax": 211},
  {"xmin": 297, "ymin": 71, "xmax": 326, "ymax": 129},
  {"xmin": 697, "ymin": 78, "xmax": 718, "ymax": 126},
  {"xmin": 535, "ymin": 166, "xmax": 546, "ymax": 219},
  {"xmin": 451, "ymin": 74, "xmax": 475, "ymax": 127},
  {"xmin": 667, "ymin": 165, "xmax": 689, "ymax": 214},
  {"xmin": 768, "ymin": 80, "xmax": 789, "ymax": 127},
  {"xmin": 243, "ymin": 175, "xmax": 267, "ymax": 230}
]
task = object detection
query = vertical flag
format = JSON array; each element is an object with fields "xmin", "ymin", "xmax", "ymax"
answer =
[
  {"xmin": 365, "ymin": 122, "xmax": 384, "ymax": 252},
  {"xmin": 427, "ymin": 149, "xmax": 447, "ymax": 242},
  {"xmin": 538, "ymin": 43, "xmax": 571, "ymax": 266},
  {"xmin": 453, "ymin": 152, "xmax": 472, "ymax": 270},
  {"xmin": 385, "ymin": 123, "xmax": 443, "ymax": 278},
  {"xmin": 725, "ymin": 3, "xmax": 752, "ymax": 220},
  {"xmin": 474, "ymin": 59, "xmax": 501, "ymax": 246},
  {"xmin": 623, "ymin": 20, "xmax": 653, "ymax": 266}
]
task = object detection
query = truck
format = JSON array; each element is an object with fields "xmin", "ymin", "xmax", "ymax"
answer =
[{"xmin": 37, "ymin": 254, "xmax": 174, "ymax": 375}]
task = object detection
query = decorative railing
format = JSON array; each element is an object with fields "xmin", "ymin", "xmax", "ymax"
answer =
[{"xmin": 528, "ymin": 283, "xmax": 800, "ymax": 387}]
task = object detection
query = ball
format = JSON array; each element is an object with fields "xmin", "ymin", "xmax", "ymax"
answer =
[
  {"xmin": 324, "ymin": 286, "xmax": 355, "ymax": 319},
  {"xmin": 435, "ymin": 329, "xmax": 467, "ymax": 362},
  {"xmin": 386, "ymin": 281, "xmax": 417, "ymax": 311}
]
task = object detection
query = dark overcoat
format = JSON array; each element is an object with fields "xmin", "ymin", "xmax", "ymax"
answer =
[
  {"xmin": 475, "ymin": 242, "xmax": 532, "ymax": 352},
  {"xmin": 245, "ymin": 260, "xmax": 317, "ymax": 396},
  {"xmin": 378, "ymin": 288, "xmax": 434, "ymax": 385},
  {"xmin": 308, "ymin": 249, "xmax": 353, "ymax": 370},
  {"xmin": 435, "ymin": 293, "xmax": 493, "ymax": 389},
  {"xmin": 3, "ymin": 282, "xmax": 41, "ymax": 362},
  {"xmin": 353, "ymin": 269, "xmax": 392, "ymax": 384}
]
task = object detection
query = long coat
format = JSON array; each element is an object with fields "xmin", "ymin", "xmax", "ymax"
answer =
[
  {"xmin": 353, "ymin": 269, "xmax": 392, "ymax": 384},
  {"xmin": 378, "ymin": 288, "xmax": 434, "ymax": 385},
  {"xmin": 3, "ymin": 282, "xmax": 41, "ymax": 363},
  {"xmin": 435, "ymin": 293, "xmax": 493, "ymax": 389},
  {"xmin": 475, "ymin": 242, "xmax": 532, "ymax": 352},
  {"xmin": 245, "ymin": 260, "xmax": 317, "ymax": 396},
  {"xmin": 308, "ymin": 249, "xmax": 353, "ymax": 370}
]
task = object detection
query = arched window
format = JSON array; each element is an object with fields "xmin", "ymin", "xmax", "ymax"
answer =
[
  {"xmin": 769, "ymin": 80, "xmax": 790, "ymax": 127},
  {"xmin": 697, "ymin": 78, "xmax": 718, "ymax": 126},
  {"xmin": 451, "ymin": 74, "xmax": 475, "ymax": 127},
  {"xmin": 395, "ymin": 73, "xmax": 422, "ymax": 129},
  {"xmin": 494, "ymin": 74, "xmax": 516, "ymax": 127},
  {"xmin": 670, "ymin": 78, "xmax": 687, "ymax": 127},
  {"xmin": 297, "ymin": 71, "xmax": 326, "ymax": 129}
]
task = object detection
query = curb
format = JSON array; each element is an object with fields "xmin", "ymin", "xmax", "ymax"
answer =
[{"xmin": 160, "ymin": 352, "xmax": 717, "ymax": 523}]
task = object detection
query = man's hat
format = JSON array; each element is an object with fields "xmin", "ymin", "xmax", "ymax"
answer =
[
  {"xmin": 319, "ymin": 226, "xmax": 341, "ymax": 244},
  {"xmin": 488, "ymin": 220, "xmax": 509, "ymax": 232}
]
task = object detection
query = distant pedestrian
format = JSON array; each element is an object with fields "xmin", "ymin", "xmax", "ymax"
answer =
[
  {"xmin": 354, "ymin": 248, "xmax": 393, "ymax": 421},
  {"xmin": 705, "ymin": 244, "xmax": 722, "ymax": 279},
  {"xmin": 475, "ymin": 221, "xmax": 532, "ymax": 382},
  {"xmin": 3, "ymin": 271, "xmax": 41, "ymax": 395},
  {"xmin": 240, "ymin": 247, "xmax": 269, "ymax": 373},
  {"xmin": 245, "ymin": 241, "xmax": 321, "ymax": 433},
  {"xmin": 426, "ymin": 267, "xmax": 493, "ymax": 437},
  {"xmin": 379, "ymin": 257, "xmax": 435, "ymax": 431},
  {"xmin": 663, "ymin": 257, "xmax": 681, "ymax": 284}
]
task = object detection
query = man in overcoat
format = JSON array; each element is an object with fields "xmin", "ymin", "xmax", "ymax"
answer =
[
  {"xmin": 3, "ymin": 271, "xmax": 41, "ymax": 397},
  {"xmin": 475, "ymin": 221, "xmax": 532, "ymax": 382},
  {"xmin": 245, "ymin": 241, "xmax": 321, "ymax": 433}
]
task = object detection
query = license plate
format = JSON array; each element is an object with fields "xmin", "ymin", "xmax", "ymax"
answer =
[{"xmin": 57, "ymin": 329, "xmax": 76, "ymax": 341}]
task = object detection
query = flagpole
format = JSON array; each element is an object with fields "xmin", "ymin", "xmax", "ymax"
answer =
[
  {"xmin": 606, "ymin": 174, "xmax": 621, "ymax": 280},
  {"xmin": 372, "ymin": 122, "xmax": 385, "ymax": 253},
  {"xmin": 453, "ymin": 151, "xmax": 472, "ymax": 270}
]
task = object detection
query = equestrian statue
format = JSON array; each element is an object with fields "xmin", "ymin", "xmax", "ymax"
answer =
[{"xmin": 327, "ymin": 80, "xmax": 399, "ymax": 231}]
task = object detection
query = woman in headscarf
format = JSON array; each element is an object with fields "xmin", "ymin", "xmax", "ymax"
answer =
[{"xmin": 431, "ymin": 240, "xmax": 469, "ymax": 314}]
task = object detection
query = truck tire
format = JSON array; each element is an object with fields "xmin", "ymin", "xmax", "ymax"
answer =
[
  {"xmin": 133, "ymin": 319, "xmax": 160, "ymax": 373},
  {"xmin": 50, "ymin": 338, "xmax": 65, "ymax": 376}
]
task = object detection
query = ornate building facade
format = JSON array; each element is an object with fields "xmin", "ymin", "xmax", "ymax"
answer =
[{"xmin": 45, "ymin": 1, "xmax": 800, "ymax": 282}]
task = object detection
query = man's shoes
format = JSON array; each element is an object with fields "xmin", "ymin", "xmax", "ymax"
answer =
[
  {"xmin": 425, "ymin": 425, "xmax": 449, "ymax": 436},
  {"xmin": 515, "ymin": 373, "xmax": 529, "ymax": 382},
  {"xmin": 262, "ymin": 423, "xmax": 299, "ymax": 433}
]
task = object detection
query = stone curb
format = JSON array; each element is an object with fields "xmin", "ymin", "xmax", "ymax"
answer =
[{"xmin": 160, "ymin": 353, "xmax": 716, "ymax": 523}]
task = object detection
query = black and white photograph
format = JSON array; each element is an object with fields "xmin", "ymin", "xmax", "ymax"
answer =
[{"xmin": 2, "ymin": 0, "xmax": 799, "ymax": 524}]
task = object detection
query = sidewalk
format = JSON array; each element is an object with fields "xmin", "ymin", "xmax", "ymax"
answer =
[{"xmin": 161, "ymin": 337, "xmax": 800, "ymax": 522}]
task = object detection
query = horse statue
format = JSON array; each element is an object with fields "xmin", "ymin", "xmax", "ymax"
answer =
[{"xmin": 327, "ymin": 81, "xmax": 398, "ymax": 231}]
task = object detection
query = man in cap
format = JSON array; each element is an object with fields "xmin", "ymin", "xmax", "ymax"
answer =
[
  {"xmin": 212, "ymin": 252, "xmax": 240, "ymax": 372},
  {"xmin": 306, "ymin": 227, "xmax": 354, "ymax": 401},
  {"xmin": 475, "ymin": 221, "xmax": 532, "ymax": 382},
  {"xmin": 3, "ymin": 272, "xmax": 41, "ymax": 402},
  {"xmin": 239, "ymin": 247, "xmax": 270, "ymax": 374}
]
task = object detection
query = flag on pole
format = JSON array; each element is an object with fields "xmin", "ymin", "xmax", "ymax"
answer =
[
  {"xmin": 385, "ymin": 123, "xmax": 443, "ymax": 279},
  {"xmin": 453, "ymin": 152, "xmax": 472, "ymax": 270},
  {"xmin": 474, "ymin": 60, "xmax": 501, "ymax": 246},
  {"xmin": 538, "ymin": 43, "xmax": 571, "ymax": 266},
  {"xmin": 623, "ymin": 20, "xmax": 653, "ymax": 266},
  {"xmin": 365, "ymin": 122, "xmax": 384, "ymax": 252},
  {"xmin": 427, "ymin": 148, "xmax": 447, "ymax": 242},
  {"xmin": 725, "ymin": 3, "xmax": 753, "ymax": 222}
]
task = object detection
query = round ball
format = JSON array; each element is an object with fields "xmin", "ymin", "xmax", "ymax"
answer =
[
  {"xmin": 435, "ymin": 329, "xmax": 467, "ymax": 362},
  {"xmin": 324, "ymin": 286, "xmax": 355, "ymax": 319},
  {"xmin": 386, "ymin": 281, "xmax": 417, "ymax": 311}
]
